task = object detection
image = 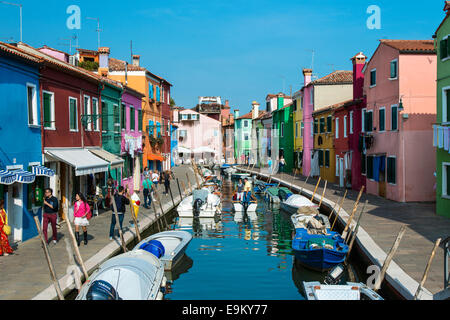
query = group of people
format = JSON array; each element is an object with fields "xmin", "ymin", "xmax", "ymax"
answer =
[
  {"xmin": 236, "ymin": 178, "xmax": 253, "ymax": 202},
  {"xmin": 142, "ymin": 168, "xmax": 173, "ymax": 209}
]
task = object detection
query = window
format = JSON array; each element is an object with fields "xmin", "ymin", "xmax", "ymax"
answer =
[
  {"xmin": 244, "ymin": 134, "xmax": 249, "ymax": 141},
  {"xmin": 325, "ymin": 150, "xmax": 330, "ymax": 168},
  {"xmin": 293, "ymin": 99, "xmax": 297, "ymax": 112},
  {"xmin": 379, "ymin": 108, "xmax": 386, "ymax": 132},
  {"xmin": 84, "ymin": 96, "xmax": 91, "ymax": 131},
  {"xmin": 319, "ymin": 150, "xmax": 324, "ymax": 167},
  {"xmin": 443, "ymin": 87, "xmax": 450, "ymax": 123},
  {"xmin": 335, "ymin": 118, "xmax": 339, "ymax": 139},
  {"xmin": 156, "ymin": 86, "xmax": 160, "ymax": 102},
  {"xmin": 101, "ymin": 102, "xmax": 108, "ymax": 133},
  {"xmin": 362, "ymin": 109, "xmax": 373, "ymax": 132},
  {"xmin": 149, "ymin": 83, "xmax": 154, "ymax": 100},
  {"xmin": 314, "ymin": 119, "xmax": 318, "ymax": 134},
  {"xmin": 326, "ymin": 116, "xmax": 332, "ymax": 133},
  {"xmin": 344, "ymin": 116, "xmax": 347, "ymax": 138},
  {"xmin": 370, "ymin": 69, "xmax": 376, "ymax": 87},
  {"xmin": 161, "ymin": 87, "xmax": 165, "ymax": 103},
  {"xmin": 295, "ymin": 122, "xmax": 298, "ymax": 138},
  {"xmin": 181, "ymin": 114, "xmax": 188, "ymax": 120},
  {"xmin": 336, "ymin": 156, "xmax": 339, "ymax": 176},
  {"xmin": 281, "ymin": 122, "xmax": 284, "ymax": 137},
  {"xmin": 310, "ymin": 88, "xmax": 314, "ymax": 105},
  {"xmin": 69, "ymin": 97, "xmax": 78, "ymax": 131},
  {"xmin": 92, "ymin": 98, "xmax": 99, "ymax": 131},
  {"xmin": 301, "ymin": 122, "xmax": 304, "ymax": 138},
  {"xmin": 27, "ymin": 84, "xmax": 38, "ymax": 126},
  {"xmin": 367, "ymin": 155, "xmax": 374, "ymax": 180},
  {"xmin": 440, "ymin": 37, "xmax": 450, "ymax": 60},
  {"xmin": 387, "ymin": 157, "xmax": 396, "ymax": 184},
  {"xmin": 443, "ymin": 163, "xmax": 450, "ymax": 197},
  {"xmin": 319, "ymin": 117, "xmax": 325, "ymax": 133},
  {"xmin": 390, "ymin": 60, "xmax": 398, "ymax": 79},
  {"xmin": 361, "ymin": 154, "xmax": 366, "ymax": 175},
  {"xmin": 130, "ymin": 108, "xmax": 135, "ymax": 131},
  {"xmin": 138, "ymin": 110, "xmax": 143, "ymax": 132},
  {"xmin": 113, "ymin": 104, "xmax": 120, "ymax": 133},
  {"xmin": 121, "ymin": 103, "xmax": 126, "ymax": 130},
  {"xmin": 349, "ymin": 111, "xmax": 354, "ymax": 134},
  {"xmin": 43, "ymin": 91, "xmax": 55, "ymax": 129},
  {"xmin": 244, "ymin": 120, "xmax": 249, "ymax": 128},
  {"xmin": 391, "ymin": 105, "xmax": 398, "ymax": 131}
]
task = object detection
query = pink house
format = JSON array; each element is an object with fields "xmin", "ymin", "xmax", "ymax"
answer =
[{"xmin": 363, "ymin": 40, "xmax": 436, "ymax": 202}]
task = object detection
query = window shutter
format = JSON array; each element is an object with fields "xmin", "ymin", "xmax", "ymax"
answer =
[
  {"xmin": 447, "ymin": 90, "xmax": 450, "ymax": 122},
  {"xmin": 157, "ymin": 122, "xmax": 161, "ymax": 136},
  {"xmin": 138, "ymin": 110, "xmax": 143, "ymax": 131},
  {"xmin": 149, "ymin": 84, "xmax": 153, "ymax": 100},
  {"xmin": 43, "ymin": 93, "xmax": 51, "ymax": 128},
  {"xmin": 325, "ymin": 150, "xmax": 330, "ymax": 167},
  {"xmin": 319, "ymin": 150, "xmax": 324, "ymax": 167},
  {"xmin": 130, "ymin": 108, "xmax": 135, "ymax": 131},
  {"xmin": 367, "ymin": 156, "xmax": 374, "ymax": 180},
  {"xmin": 157, "ymin": 87, "xmax": 160, "ymax": 102},
  {"xmin": 442, "ymin": 39, "xmax": 449, "ymax": 60},
  {"xmin": 387, "ymin": 157, "xmax": 396, "ymax": 184},
  {"xmin": 70, "ymin": 99, "xmax": 77, "ymax": 130},
  {"xmin": 392, "ymin": 106, "xmax": 398, "ymax": 131},
  {"xmin": 361, "ymin": 154, "xmax": 366, "ymax": 174},
  {"xmin": 121, "ymin": 104, "xmax": 126, "ymax": 130},
  {"xmin": 379, "ymin": 109, "xmax": 385, "ymax": 131},
  {"xmin": 149, "ymin": 120, "xmax": 154, "ymax": 135},
  {"xmin": 327, "ymin": 116, "xmax": 332, "ymax": 133},
  {"xmin": 368, "ymin": 112, "xmax": 373, "ymax": 132},
  {"xmin": 102, "ymin": 102, "xmax": 108, "ymax": 132},
  {"xmin": 92, "ymin": 99, "xmax": 98, "ymax": 130}
]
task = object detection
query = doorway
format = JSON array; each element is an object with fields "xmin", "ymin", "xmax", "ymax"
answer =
[{"xmin": 7, "ymin": 184, "xmax": 23, "ymax": 243}]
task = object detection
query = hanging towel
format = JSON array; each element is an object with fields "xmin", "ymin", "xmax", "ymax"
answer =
[
  {"xmin": 433, "ymin": 125, "xmax": 438, "ymax": 147},
  {"xmin": 373, "ymin": 156, "xmax": 380, "ymax": 182},
  {"xmin": 444, "ymin": 127, "xmax": 450, "ymax": 151},
  {"xmin": 438, "ymin": 126, "xmax": 444, "ymax": 148}
]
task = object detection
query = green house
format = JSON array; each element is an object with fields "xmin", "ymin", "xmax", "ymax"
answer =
[
  {"xmin": 434, "ymin": 1, "xmax": 450, "ymax": 218},
  {"xmin": 272, "ymin": 100, "xmax": 294, "ymax": 173},
  {"xmin": 234, "ymin": 110, "xmax": 253, "ymax": 164}
]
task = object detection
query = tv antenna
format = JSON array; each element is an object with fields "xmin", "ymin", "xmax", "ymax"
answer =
[{"xmin": 86, "ymin": 17, "xmax": 102, "ymax": 48}]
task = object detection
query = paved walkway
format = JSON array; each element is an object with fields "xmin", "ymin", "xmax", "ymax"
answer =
[
  {"xmin": 0, "ymin": 165, "xmax": 198, "ymax": 300},
  {"xmin": 243, "ymin": 167, "xmax": 449, "ymax": 295}
]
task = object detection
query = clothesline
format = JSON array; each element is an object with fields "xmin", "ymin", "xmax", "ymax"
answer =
[{"xmin": 433, "ymin": 125, "xmax": 450, "ymax": 153}]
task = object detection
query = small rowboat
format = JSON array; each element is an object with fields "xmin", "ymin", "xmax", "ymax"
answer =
[{"xmin": 303, "ymin": 281, "xmax": 383, "ymax": 300}]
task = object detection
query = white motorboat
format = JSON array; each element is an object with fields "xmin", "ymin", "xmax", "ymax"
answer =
[
  {"xmin": 280, "ymin": 194, "xmax": 318, "ymax": 215},
  {"xmin": 177, "ymin": 188, "xmax": 221, "ymax": 218},
  {"xmin": 233, "ymin": 201, "xmax": 258, "ymax": 212},
  {"xmin": 302, "ymin": 281, "xmax": 383, "ymax": 300},
  {"xmin": 133, "ymin": 231, "xmax": 193, "ymax": 271},
  {"xmin": 76, "ymin": 250, "xmax": 166, "ymax": 300}
]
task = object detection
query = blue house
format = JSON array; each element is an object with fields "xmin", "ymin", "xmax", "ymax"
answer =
[{"xmin": 0, "ymin": 43, "xmax": 54, "ymax": 243}]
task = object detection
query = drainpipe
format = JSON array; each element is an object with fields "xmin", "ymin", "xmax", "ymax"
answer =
[{"xmin": 80, "ymin": 89, "xmax": 84, "ymax": 149}]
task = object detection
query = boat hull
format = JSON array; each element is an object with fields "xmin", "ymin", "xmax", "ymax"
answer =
[
  {"xmin": 233, "ymin": 202, "xmax": 258, "ymax": 212},
  {"xmin": 293, "ymin": 247, "xmax": 347, "ymax": 272}
]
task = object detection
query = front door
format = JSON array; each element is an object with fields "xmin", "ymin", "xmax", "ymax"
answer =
[
  {"xmin": 339, "ymin": 158, "xmax": 344, "ymax": 188},
  {"xmin": 7, "ymin": 184, "xmax": 23, "ymax": 243}
]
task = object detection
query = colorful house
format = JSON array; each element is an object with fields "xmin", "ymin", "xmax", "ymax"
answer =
[
  {"xmin": 0, "ymin": 42, "xmax": 49, "ymax": 243},
  {"xmin": 302, "ymin": 70, "xmax": 353, "ymax": 177},
  {"xmin": 273, "ymin": 102, "xmax": 294, "ymax": 173},
  {"xmin": 251, "ymin": 109, "xmax": 268, "ymax": 168},
  {"xmin": 334, "ymin": 52, "xmax": 367, "ymax": 191},
  {"xmin": 292, "ymin": 88, "xmax": 304, "ymax": 172},
  {"xmin": 222, "ymin": 112, "xmax": 235, "ymax": 164},
  {"xmin": 434, "ymin": 1, "xmax": 450, "ymax": 217},
  {"xmin": 363, "ymin": 39, "xmax": 436, "ymax": 202},
  {"xmin": 234, "ymin": 109, "xmax": 252, "ymax": 164}
]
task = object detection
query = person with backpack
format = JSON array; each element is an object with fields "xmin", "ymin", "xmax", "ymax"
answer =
[
  {"xmin": 109, "ymin": 186, "xmax": 130, "ymax": 241},
  {"xmin": 142, "ymin": 175, "xmax": 153, "ymax": 209},
  {"xmin": 73, "ymin": 192, "xmax": 91, "ymax": 246}
]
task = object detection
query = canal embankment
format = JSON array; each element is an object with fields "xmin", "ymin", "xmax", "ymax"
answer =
[{"xmin": 238, "ymin": 166, "xmax": 449, "ymax": 300}]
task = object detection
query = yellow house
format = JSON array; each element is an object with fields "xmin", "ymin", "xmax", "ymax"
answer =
[
  {"xmin": 292, "ymin": 89, "xmax": 304, "ymax": 172},
  {"xmin": 312, "ymin": 105, "xmax": 337, "ymax": 183}
]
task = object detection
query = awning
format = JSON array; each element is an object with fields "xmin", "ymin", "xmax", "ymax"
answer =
[
  {"xmin": 87, "ymin": 148, "xmax": 124, "ymax": 170},
  {"xmin": 176, "ymin": 146, "xmax": 192, "ymax": 154},
  {"xmin": 148, "ymin": 153, "xmax": 165, "ymax": 162},
  {"xmin": 14, "ymin": 170, "xmax": 35, "ymax": 184},
  {"xmin": 0, "ymin": 170, "xmax": 16, "ymax": 185},
  {"xmin": 45, "ymin": 149, "xmax": 109, "ymax": 176},
  {"xmin": 31, "ymin": 165, "xmax": 55, "ymax": 177},
  {"xmin": 193, "ymin": 146, "xmax": 216, "ymax": 153}
]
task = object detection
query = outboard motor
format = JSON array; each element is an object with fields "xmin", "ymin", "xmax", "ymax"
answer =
[
  {"xmin": 193, "ymin": 198, "xmax": 204, "ymax": 217},
  {"xmin": 86, "ymin": 280, "xmax": 121, "ymax": 300},
  {"xmin": 278, "ymin": 189, "xmax": 293, "ymax": 202},
  {"xmin": 139, "ymin": 239, "xmax": 165, "ymax": 258}
]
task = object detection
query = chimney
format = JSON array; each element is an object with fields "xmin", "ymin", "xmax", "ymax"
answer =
[
  {"xmin": 351, "ymin": 52, "xmax": 367, "ymax": 100},
  {"xmin": 225, "ymin": 100, "xmax": 230, "ymax": 108},
  {"xmin": 277, "ymin": 93, "xmax": 284, "ymax": 110},
  {"xmin": 303, "ymin": 68, "xmax": 312, "ymax": 87},
  {"xmin": 252, "ymin": 101, "xmax": 260, "ymax": 119},
  {"xmin": 98, "ymin": 47, "xmax": 110, "ymax": 76},
  {"xmin": 133, "ymin": 55, "xmax": 140, "ymax": 67},
  {"xmin": 234, "ymin": 109, "xmax": 240, "ymax": 120}
]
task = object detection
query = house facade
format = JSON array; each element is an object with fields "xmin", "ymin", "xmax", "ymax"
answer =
[
  {"xmin": 363, "ymin": 39, "xmax": 436, "ymax": 202},
  {"xmin": 273, "ymin": 103, "xmax": 294, "ymax": 173},
  {"xmin": 292, "ymin": 89, "xmax": 304, "ymax": 172},
  {"xmin": 234, "ymin": 110, "xmax": 252, "ymax": 164}
]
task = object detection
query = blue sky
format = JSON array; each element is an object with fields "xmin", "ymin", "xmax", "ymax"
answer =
[{"xmin": 0, "ymin": 0, "xmax": 443, "ymax": 113}]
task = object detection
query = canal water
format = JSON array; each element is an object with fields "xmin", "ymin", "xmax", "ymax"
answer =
[{"xmin": 163, "ymin": 177, "xmax": 356, "ymax": 300}]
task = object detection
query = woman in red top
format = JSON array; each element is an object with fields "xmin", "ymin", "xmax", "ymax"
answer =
[
  {"xmin": 73, "ymin": 193, "xmax": 90, "ymax": 246},
  {"xmin": 0, "ymin": 200, "xmax": 14, "ymax": 256}
]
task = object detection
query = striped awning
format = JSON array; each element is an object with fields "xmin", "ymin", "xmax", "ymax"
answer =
[
  {"xmin": 14, "ymin": 170, "xmax": 36, "ymax": 184},
  {"xmin": 0, "ymin": 170, "xmax": 16, "ymax": 185},
  {"xmin": 31, "ymin": 165, "xmax": 55, "ymax": 177}
]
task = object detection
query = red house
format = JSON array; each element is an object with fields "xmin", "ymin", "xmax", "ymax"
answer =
[
  {"xmin": 334, "ymin": 52, "xmax": 367, "ymax": 192},
  {"xmin": 17, "ymin": 43, "xmax": 109, "ymax": 220}
]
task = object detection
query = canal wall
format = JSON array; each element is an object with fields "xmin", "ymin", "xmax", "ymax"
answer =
[
  {"xmin": 32, "ymin": 166, "xmax": 202, "ymax": 300},
  {"xmin": 239, "ymin": 167, "xmax": 434, "ymax": 300}
]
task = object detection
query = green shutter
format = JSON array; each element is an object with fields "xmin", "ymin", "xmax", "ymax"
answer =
[
  {"xmin": 93, "ymin": 99, "xmax": 98, "ymax": 131},
  {"xmin": 130, "ymin": 108, "xmax": 135, "ymax": 131},
  {"xmin": 114, "ymin": 105, "xmax": 119, "ymax": 132},
  {"xmin": 319, "ymin": 150, "xmax": 324, "ymax": 167},
  {"xmin": 361, "ymin": 154, "xmax": 366, "ymax": 174},
  {"xmin": 69, "ymin": 99, "xmax": 76, "ymax": 130},
  {"xmin": 314, "ymin": 119, "xmax": 318, "ymax": 134},
  {"xmin": 390, "ymin": 61, "xmax": 397, "ymax": 79},
  {"xmin": 327, "ymin": 116, "xmax": 332, "ymax": 133},
  {"xmin": 447, "ymin": 90, "xmax": 450, "ymax": 122},
  {"xmin": 392, "ymin": 106, "xmax": 398, "ymax": 131},
  {"xmin": 387, "ymin": 157, "xmax": 396, "ymax": 184},
  {"xmin": 43, "ymin": 93, "xmax": 51, "ymax": 128},
  {"xmin": 102, "ymin": 102, "xmax": 108, "ymax": 132},
  {"xmin": 442, "ymin": 39, "xmax": 449, "ymax": 60},
  {"xmin": 379, "ymin": 109, "xmax": 385, "ymax": 131},
  {"xmin": 319, "ymin": 118, "xmax": 325, "ymax": 133},
  {"xmin": 121, "ymin": 104, "xmax": 126, "ymax": 130},
  {"xmin": 138, "ymin": 110, "xmax": 143, "ymax": 131},
  {"xmin": 325, "ymin": 150, "xmax": 330, "ymax": 167},
  {"xmin": 368, "ymin": 112, "xmax": 373, "ymax": 132}
]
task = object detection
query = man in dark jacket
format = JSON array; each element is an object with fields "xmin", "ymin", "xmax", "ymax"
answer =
[
  {"xmin": 109, "ymin": 186, "xmax": 130, "ymax": 240},
  {"xmin": 43, "ymin": 188, "xmax": 59, "ymax": 244}
]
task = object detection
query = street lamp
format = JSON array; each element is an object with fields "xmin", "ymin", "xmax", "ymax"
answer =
[{"xmin": 0, "ymin": 1, "xmax": 22, "ymax": 42}]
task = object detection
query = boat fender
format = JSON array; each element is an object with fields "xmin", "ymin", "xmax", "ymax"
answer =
[
  {"xmin": 161, "ymin": 276, "xmax": 167, "ymax": 288},
  {"xmin": 86, "ymin": 280, "xmax": 121, "ymax": 300},
  {"xmin": 193, "ymin": 198, "xmax": 204, "ymax": 217},
  {"xmin": 139, "ymin": 240, "xmax": 166, "ymax": 258},
  {"xmin": 156, "ymin": 291, "xmax": 164, "ymax": 300}
]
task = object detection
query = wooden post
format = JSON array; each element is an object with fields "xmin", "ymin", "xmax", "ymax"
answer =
[
  {"xmin": 330, "ymin": 190, "xmax": 347, "ymax": 231},
  {"xmin": 176, "ymin": 178, "xmax": 183, "ymax": 200},
  {"xmin": 33, "ymin": 215, "xmax": 65, "ymax": 300},
  {"xmin": 310, "ymin": 177, "xmax": 322, "ymax": 202},
  {"xmin": 341, "ymin": 186, "xmax": 364, "ymax": 239},
  {"xmin": 65, "ymin": 218, "xmax": 89, "ymax": 280},
  {"xmin": 169, "ymin": 184, "xmax": 176, "ymax": 208},
  {"xmin": 301, "ymin": 173, "xmax": 311, "ymax": 194},
  {"xmin": 414, "ymin": 238, "xmax": 442, "ymax": 300},
  {"xmin": 374, "ymin": 225, "xmax": 407, "ymax": 292},
  {"xmin": 153, "ymin": 186, "xmax": 169, "ymax": 229},
  {"xmin": 318, "ymin": 180, "xmax": 328, "ymax": 208},
  {"xmin": 110, "ymin": 195, "xmax": 127, "ymax": 253},
  {"xmin": 127, "ymin": 195, "xmax": 141, "ymax": 243},
  {"xmin": 180, "ymin": 180, "xmax": 188, "ymax": 197},
  {"xmin": 186, "ymin": 173, "xmax": 192, "ymax": 192},
  {"xmin": 345, "ymin": 200, "xmax": 368, "ymax": 261},
  {"xmin": 150, "ymin": 195, "xmax": 162, "ymax": 233},
  {"xmin": 290, "ymin": 169, "xmax": 298, "ymax": 191}
]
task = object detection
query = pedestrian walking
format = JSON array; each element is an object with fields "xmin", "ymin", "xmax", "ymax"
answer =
[
  {"xmin": 152, "ymin": 170, "xmax": 159, "ymax": 201},
  {"xmin": 163, "ymin": 170, "xmax": 171, "ymax": 195},
  {"xmin": 279, "ymin": 156, "xmax": 286, "ymax": 174},
  {"xmin": 109, "ymin": 186, "xmax": 130, "ymax": 241},
  {"xmin": 142, "ymin": 175, "xmax": 153, "ymax": 209},
  {"xmin": 43, "ymin": 188, "xmax": 59, "ymax": 244},
  {"xmin": 0, "ymin": 200, "xmax": 13, "ymax": 256},
  {"xmin": 143, "ymin": 167, "xmax": 151, "ymax": 179},
  {"xmin": 73, "ymin": 192, "xmax": 91, "ymax": 246}
]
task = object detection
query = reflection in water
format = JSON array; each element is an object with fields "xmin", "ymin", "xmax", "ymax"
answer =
[{"xmin": 164, "ymin": 174, "xmax": 352, "ymax": 300}]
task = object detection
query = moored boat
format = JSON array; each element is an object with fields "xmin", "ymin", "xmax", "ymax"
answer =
[
  {"xmin": 177, "ymin": 188, "xmax": 221, "ymax": 218},
  {"xmin": 302, "ymin": 281, "xmax": 383, "ymax": 300}
]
